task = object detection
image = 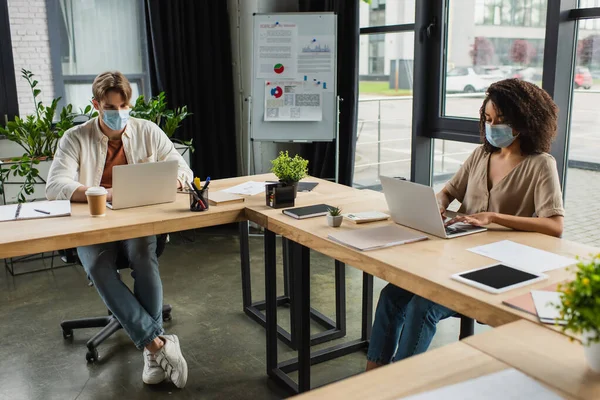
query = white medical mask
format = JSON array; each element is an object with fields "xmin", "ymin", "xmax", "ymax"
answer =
[
  {"xmin": 485, "ymin": 122, "xmax": 516, "ymax": 148},
  {"xmin": 102, "ymin": 109, "xmax": 130, "ymax": 131}
]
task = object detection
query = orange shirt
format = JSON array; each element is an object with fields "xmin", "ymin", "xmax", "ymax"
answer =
[{"xmin": 100, "ymin": 139, "xmax": 128, "ymax": 188}]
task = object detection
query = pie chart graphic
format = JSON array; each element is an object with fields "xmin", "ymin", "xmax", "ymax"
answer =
[
  {"xmin": 270, "ymin": 86, "xmax": 283, "ymax": 98},
  {"xmin": 273, "ymin": 63, "xmax": 285, "ymax": 74}
]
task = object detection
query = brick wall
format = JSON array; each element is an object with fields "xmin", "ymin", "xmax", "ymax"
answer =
[{"xmin": 7, "ymin": 0, "xmax": 55, "ymax": 117}]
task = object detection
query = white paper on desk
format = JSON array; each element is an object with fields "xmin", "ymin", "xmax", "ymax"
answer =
[
  {"xmin": 0, "ymin": 204, "xmax": 19, "ymax": 222},
  {"xmin": 399, "ymin": 368, "xmax": 562, "ymax": 400},
  {"xmin": 531, "ymin": 290, "xmax": 566, "ymax": 325},
  {"xmin": 468, "ymin": 240, "xmax": 576, "ymax": 274},
  {"xmin": 17, "ymin": 200, "xmax": 71, "ymax": 219},
  {"xmin": 222, "ymin": 181, "xmax": 267, "ymax": 196}
]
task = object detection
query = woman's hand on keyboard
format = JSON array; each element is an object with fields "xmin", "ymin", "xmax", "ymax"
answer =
[{"xmin": 445, "ymin": 212, "xmax": 496, "ymax": 227}]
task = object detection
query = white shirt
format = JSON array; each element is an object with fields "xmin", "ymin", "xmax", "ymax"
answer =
[{"xmin": 46, "ymin": 117, "xmax": 193, "ymax": 200}]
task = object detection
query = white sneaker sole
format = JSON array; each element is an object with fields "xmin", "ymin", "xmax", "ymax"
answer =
[{"xmin": 167, "ymin": 335, "xmax": 188, "ymax": 389}]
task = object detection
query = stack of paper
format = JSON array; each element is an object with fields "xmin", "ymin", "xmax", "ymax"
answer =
[
  {"xmin": 222, "ymin": 181, "xmax": 266, "ymax": 196},
  {"xmin": 400, "ymin": 368, "xmax": 562, "ymax": 399},
  {"xmin": 531, "ymin": 290, "xmax": 566, "ymax": 325}
]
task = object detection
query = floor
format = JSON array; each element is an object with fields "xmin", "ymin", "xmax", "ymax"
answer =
[{"xmin": 0, "ymin": 226, "xmax": 487, "ymax": 400}]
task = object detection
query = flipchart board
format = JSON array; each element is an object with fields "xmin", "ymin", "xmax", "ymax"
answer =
[{"xmin": 251, "ymin": 13, "xmax": 337, "ymax": 142}]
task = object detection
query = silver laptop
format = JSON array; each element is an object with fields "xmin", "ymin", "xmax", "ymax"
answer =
[
  {"xmin": 107, "ymin": 160, "xmax": 178, "ymax": 210},
  {"xmin": 380, "ymin": 176, "xmax": 487, "ymax": 239}
]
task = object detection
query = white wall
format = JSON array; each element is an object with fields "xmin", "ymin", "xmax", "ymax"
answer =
[{"xmin": 7, "ymin": 0, "xmax": 54, "ymax": 117}]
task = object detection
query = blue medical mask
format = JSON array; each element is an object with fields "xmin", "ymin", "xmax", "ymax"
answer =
[
  {"xmin": 102, "ymin": 109, "xmax": 130, "ymax": 131},
  {"xmin": 485, "ymin": 122, "xmax": 517, "ymax": 148}
]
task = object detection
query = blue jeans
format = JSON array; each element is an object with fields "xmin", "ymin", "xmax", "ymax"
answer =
[
  {"xmin": 367, "ymin": 283, "xmax": 456, "ymax": 364},
  {"xmin": 77, "ymin": 236, "xmax": 164, "ymax": 349}
]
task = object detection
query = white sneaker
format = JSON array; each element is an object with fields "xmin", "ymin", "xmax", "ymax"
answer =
[
  {"xmin": 142, "ymin": 348, "xmax": 168, "ymax": 385},
  {"xmin": 156, "ymin": 334, "xmax": 188, "ymax": 388}
]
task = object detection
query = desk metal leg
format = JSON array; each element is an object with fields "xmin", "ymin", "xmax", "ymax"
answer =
[
  {"xmin": 239, "ymin": 221, "xmax": 252, "ymax": 308},
  {"xmin": 242, "ymin": 228, "xmax": 346, "ymax": 350},
  {"xmin": 290, "ymin": 240, "xmax": 311, "ymax": 392},
  {"xmin": 362, "ymin": 272, "xmax": 373, "ymax": 341},
  {"xmin": 267, "ymin": 238, "xmax": 372, "ymax": 395}
]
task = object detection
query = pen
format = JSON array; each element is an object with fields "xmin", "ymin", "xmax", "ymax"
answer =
[
  {"xmin": 194, "ymin": 177, "xmax": 201, "ymax": 189},
  {"xmin": 34, "ymin": 209, "xmax": 51, "ymax": 215},
  {"xmin": 202, "ymin": 176, "xmax": 211, "ymax": 191}
]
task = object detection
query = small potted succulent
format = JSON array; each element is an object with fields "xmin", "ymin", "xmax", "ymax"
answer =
[
  {"xmin": 270, "ymin": 150, "xmax": 309, "ymax": 198},
  {"xmin": 556, "ymin": 254, "xmax": 600, "ymax": 372},
  {"xmin": 327, "ymin": 206, "xmax": 343, "ymax": 227}
]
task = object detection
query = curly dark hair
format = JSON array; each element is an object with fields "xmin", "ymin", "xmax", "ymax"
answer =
[{"xmin": 479, "ymin": 79, "xmax": 558, "ymax": 155}]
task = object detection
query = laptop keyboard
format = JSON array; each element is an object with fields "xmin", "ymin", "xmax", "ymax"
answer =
[{"xmin": 445, "ymin": 223, "xmax": 482, "ymax": 235}]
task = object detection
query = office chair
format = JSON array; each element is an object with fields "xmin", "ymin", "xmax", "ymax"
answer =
[{"xmin": 60, "ymin": 234, "xmax": 172, "ymax": 362}]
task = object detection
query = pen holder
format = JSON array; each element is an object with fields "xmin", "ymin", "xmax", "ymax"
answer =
[
  {"xmin": 190, "ymin": 189, "xmax": 209, "ymax": 212},
  {"xmin": 265, "ymin": 182, "xmax": 295, "ymax": 209}
]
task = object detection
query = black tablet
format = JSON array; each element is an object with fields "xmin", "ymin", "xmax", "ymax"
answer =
[{"xmin": 452, "ymin": 263, "xmax": 547, "ymax": 294}]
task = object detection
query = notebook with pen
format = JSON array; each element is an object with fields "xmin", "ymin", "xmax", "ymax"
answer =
[{"xmin": 0, "ymin": 200, "xmax": 71, "ymax": 222}]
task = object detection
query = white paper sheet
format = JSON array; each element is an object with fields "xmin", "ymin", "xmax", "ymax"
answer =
[
  {"xmin": 297, "ymin": 35, "xmax": 335, "ymax": 92},
  {"xmin": 222, "ymin": 181, "xmax": 266, "ymax": 196},
  {"xmin": 531, "ymin": 290, "xmax": 566, "ymax": 325},
  {"xmin": 18, "ymin": 200, "xmax": 71, "ymax": 220},
  {"xmin": 256, "ymin": 21, "xmax": 297, "ymax": 79},
  {"xmin": 264, "ymin": 81, "xmax": 322, "ymax": 121},
  {"xmin": 0, "ymin": 200, "xmax": 71, "ymax": 222},
  {"xmin": 400, "ymin": 368, "xmax": 562, "ymax": 400},
  {"xmin": 468, "ymin": 240, "xmax": 576, "ymax": 273}
]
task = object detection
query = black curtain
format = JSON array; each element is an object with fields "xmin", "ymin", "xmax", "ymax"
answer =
[
  {"xmin": 299, "ymin": 0, "xmax": 359, "ymax": 186},
  {"xmin": 145, "ymin": 0, "xmax": 237, "ymax": 179}
]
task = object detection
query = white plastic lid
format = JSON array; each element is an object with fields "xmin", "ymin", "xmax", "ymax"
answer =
[{"xmin": 85, "ymin": 186, "xmax": 108, "ymax": 196}]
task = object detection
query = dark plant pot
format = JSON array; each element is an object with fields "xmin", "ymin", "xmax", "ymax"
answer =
[{"xmin": 279, "ymin": 180, "xmax": 299, "ymax": 198}]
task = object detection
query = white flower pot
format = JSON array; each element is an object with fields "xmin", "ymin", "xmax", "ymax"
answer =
[
  {"xmin": 327, "ymin": 215, "xmax": 343, "ymax": 227},
  {"xmin": 174, "ymin": 143, "xmax": 191, "ymax": 167},
  {"xmin": 582, "ymin": 330, "xmax": 600, "ymax": 373}
]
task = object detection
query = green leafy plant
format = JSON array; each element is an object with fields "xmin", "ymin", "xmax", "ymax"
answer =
[
  {"xmin": 556, "ymin": 254, "xmax": 600, "ymax": 344},
  {"xmin": 327, "ymin": 206, "xmax": 342, "ymax": 216},
  {"xmin": 130, "ymin": 92, "xmax": 193, "ymax": 152},
  {"xmin": 270, "ymin": 151, "xmax": 309, "ymax": 184},
  {"xmin": 0, "ymin": 69, "xmax": 96, "ymax": 203}
]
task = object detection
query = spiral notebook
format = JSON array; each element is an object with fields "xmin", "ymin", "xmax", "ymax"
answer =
[{"xmin": 0, "ymin": 200, "xmax": 71, "ymax": 222}]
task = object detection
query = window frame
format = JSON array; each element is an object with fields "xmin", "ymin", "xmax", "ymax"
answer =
[
  {"xmin": 45, "ymin": 0, "xmax": 152, "ymax": 111},
  {"xmin": 0, "ymin": 0, "xmax": 19, "ymax": 123}
]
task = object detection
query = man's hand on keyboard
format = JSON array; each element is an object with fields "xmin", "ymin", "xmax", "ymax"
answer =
[{"xmin": 445, "ymin": 212, "xmax": 496, "ymax": 227}]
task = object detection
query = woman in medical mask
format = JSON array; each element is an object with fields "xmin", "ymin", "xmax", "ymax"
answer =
[{"xmin": 366, "ymin": 78, "xmax": 565, "ymax": 371}]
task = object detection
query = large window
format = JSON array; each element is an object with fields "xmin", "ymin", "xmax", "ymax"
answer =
[
  {"xmin": 474, "ymin": 0, "xmax": 547, "ymax": 27},
  {"xmin": 49, "ymin": 0, "xmax": 150, "ymax": 111},
  {"xmin": 565, "ymin": 20, "xmax": 600, "ymax": 246},
  {"xmin": 444, "ymin": 0, "xmax": 547, "ymax": 119},
  {"xmin": 355, "ymin": 1, "xmax": 415, "ymax": 189}
]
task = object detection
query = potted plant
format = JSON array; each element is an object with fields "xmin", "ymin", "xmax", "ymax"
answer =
[
  {"xmin": 270, "ymin": 151, "xmax": 309, "ymax": 198},
  {"xmin": 0, "ymin": 69, "xmax": 96, "ymax": 203},
  {"xmin": 556, "ymin": 254, "xmax": 600, "ymax": 372},
  {"xmin": 327, "ymin": 206, "xmax": 343, "ymax": 227},
  {"xmin": 130, "ymin": 92, "xmax": 193, "ymax": 163}
]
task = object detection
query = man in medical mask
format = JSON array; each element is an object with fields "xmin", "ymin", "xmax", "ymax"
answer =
[{"xmin": 46, "ymin": 71, "xmax": 192, "ymax": 388}]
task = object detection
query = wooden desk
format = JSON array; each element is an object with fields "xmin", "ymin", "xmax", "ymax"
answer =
[
  {"xmin": 292, "ymin": 341, "xmax": 572, "ymax": 399},
  {"xmin": 464, "ymin": 320, "xmax": 600, "ymax": 400},
  {"xmin": 0, "ymin": 174, "xmax": 353, "ymax": 259},
  {"xmin": 252, "ymin": 192, "xmax": 597, "ymax": 327}
]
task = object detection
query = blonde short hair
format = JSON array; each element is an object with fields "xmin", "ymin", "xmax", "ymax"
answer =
[{"xmin": 92, "ymin": 71, "xmax": 132, "ymax": 104}]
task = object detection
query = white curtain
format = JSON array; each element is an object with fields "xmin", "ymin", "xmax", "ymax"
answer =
[{"xmin": 60, "ymin": 0, "xmax": 143, "ymax": 75}]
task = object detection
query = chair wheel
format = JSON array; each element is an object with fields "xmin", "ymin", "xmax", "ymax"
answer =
[
  {"xmin": 163, "ymin": 312, "xmax": 172, "ymax": 322},
  {"xmin": 62, "ymin": 329, "xmax": 73, "ymax": 339},
  {"xmin": 86, "ymin": 349, "xmax": 99, "ymax": 363}
]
